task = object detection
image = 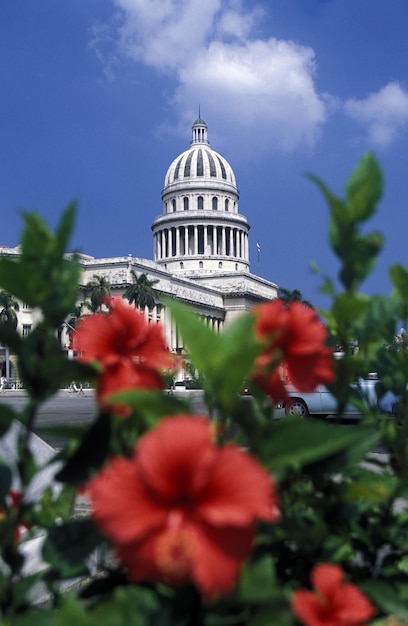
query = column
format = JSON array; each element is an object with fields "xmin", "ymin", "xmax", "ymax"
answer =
[
  {"xmin": 184, "ymin": 226, "xmax": 188, "ymax": 255},
  {"xmin": 168, "ymin": 228, "xmax": 173, "ymax": 257},
  {"xmin": 176, "ymin": 227, "xmax": 180, "ymax": 256},
  {"xmin": 194, "ymin": 225, "xmax": 198, "ymax": 255},
  {"xmin": 222, "ymin": 227, "xmax": 226, "ymax": 256},
  {"xmin": 204, "ymin": 225, "xmax": 208, "ymax": 255}
]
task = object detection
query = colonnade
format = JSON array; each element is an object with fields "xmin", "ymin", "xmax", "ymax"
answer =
[{"xmin": 154, "ymin": 224, "xmax": 249, "ymax": 261}]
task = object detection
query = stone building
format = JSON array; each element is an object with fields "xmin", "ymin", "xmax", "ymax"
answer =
[{"xmin": 1, "ymin": 116, "xmax": 277, "ymax": 376}]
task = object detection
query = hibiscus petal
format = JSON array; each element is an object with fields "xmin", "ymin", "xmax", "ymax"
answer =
[
  {"xmin": 137, "ymin": 416, "xmax": 216, "ymax": 501},
  {"xmin": 197, "ymin": 446, "xmax": 279, "ymax": 526},
  {"xmin": 312, "ymin": 563, "xmax": 344, "ymax": 599},
  {"xmin": 336, "ymin": 583, "xmax": 376, "ymax": 623},
  {"xmin": 292, "ymin": 590, "xmax": 328, "ymax": 626},
  {"xmin": 191, "ymin": 521, "xmax": 255, "ymax": 599},
  {"xmin": 87, "ymin": 456, "xmax": 167, "ymax": 545}
]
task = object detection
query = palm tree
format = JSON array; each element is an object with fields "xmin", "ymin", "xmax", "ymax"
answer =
[
  {"xmin": 277, "ymin": 287, "xmax": 314, "ymax": 309},
  {"xmin": 123, "ymin": 271, "xmax": 159, "ymax": 310},
  {"xmin": 0, "ymin": 291, "xmax": 20, "ymax": 329},
  {"xmin": 84, "ymin": 275, "xmax": 111, "ymax": 313},
  {"xmin": 0, "ymin": 291, "xmax": 20, "ymax": 378}
]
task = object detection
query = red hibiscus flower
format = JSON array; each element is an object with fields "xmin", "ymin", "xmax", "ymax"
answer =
[
  {"xmin": 251, "ymin": 300, "xmax": 334, "ymax": 402},
  {"xmin": 73, "ymin": 297, "xmax": 174, "ymax": 412},
  {"xmin": 87, "ymin": 416, "xmax": 280, "ymax": 599},
  {"xmin": 0, "ymin": 490, "xmax": 28, "ymax": 544},
  {"xmin": 292, "ymin": 564, "xmax": 376, "ymax": 626}
]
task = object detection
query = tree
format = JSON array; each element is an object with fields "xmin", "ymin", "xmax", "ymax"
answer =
[
  {"xmin": 84, "ymin": 275, "xmax": 111, "ymax": 313},
  {"xmin": 0, "ymin": 291, "xmax": 20, "ymax": 378},
  {"xmin": 123, "ymin": 271, "xmax": 159, "ymax": 310},
  {"xmin": 0, "ymin": 291, "xmax": 20, "ymax": 329},
  {"xmin": 277, "ymin": 287, "xmax": 314, "ymax": 309}
]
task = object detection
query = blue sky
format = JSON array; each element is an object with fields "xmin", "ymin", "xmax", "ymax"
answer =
[{"xmin": 2, "ymin": 0, "xmax": 408, "ymax": 310}]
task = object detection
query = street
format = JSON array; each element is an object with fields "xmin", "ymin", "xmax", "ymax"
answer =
[{"xmin": 0, "ymin": 389, "xmax": 215, "ymax": 448}]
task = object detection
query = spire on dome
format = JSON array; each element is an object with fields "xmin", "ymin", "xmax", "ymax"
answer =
[{"xmin": 191, "ymin": 109, "xmax": 209, "ymax": 145}]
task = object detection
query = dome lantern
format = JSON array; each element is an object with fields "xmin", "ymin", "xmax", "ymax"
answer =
[{"xmin": 191, "ymin": 115, "xmax": 209, "ymax": 145}]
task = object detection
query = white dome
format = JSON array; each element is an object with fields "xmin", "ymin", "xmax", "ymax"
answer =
[
  {"xmin": 152, "ymin": 116, "xmax": 249, "ymax": 276},
  {"xmin": 163, "ymin": 117, "xmax": 237, "ymax": 190}
]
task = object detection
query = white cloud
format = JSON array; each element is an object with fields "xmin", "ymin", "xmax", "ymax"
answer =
[
  {"xmin": 114, "ymin": 0, "xmax": 223, "ymax": 70},
  {"xmin": 344, "ymin": 82, "xmax": 408, "ymax": 148},
  {"xmin": 175, "ymin": 38, "xmax": 326, "ymax": 153},
  {"xmin": 95, "ymin": 0, "xmax": 327, "ymax": 153}
]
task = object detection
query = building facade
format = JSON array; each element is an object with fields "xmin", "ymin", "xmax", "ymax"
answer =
[{"xmin": 1, "ymin": 116, "xmax": 277, "ymax": 376}]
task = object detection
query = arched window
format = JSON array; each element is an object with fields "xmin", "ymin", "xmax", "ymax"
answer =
[
  {"xmin": 180, "ymin": 262, "xmax": 184, "ymax": 269},
  {"xmin": 218, "ymin": 262, "xmax": 223, "ymax": 269},
  {"xmin": 212, "ymin": 197, "xmax": 218, "ymax": 210},
  {"xmin": 172, "ymin": 199, "xmax": 176, "ymax": 212},
  {"xmin": 183, "ymin": 197, "xmax": 189, "ymax": 211},
  {"xmin": 199, "ymin": 261, "xmax": 203, "ymax": 269},
  {"xmin": 197, "ymin": 196, "xmax": 204, "ymax": 210},
  {"xmin": 225, "ymin": 199, "xmax": 229, "ymax": 211}
]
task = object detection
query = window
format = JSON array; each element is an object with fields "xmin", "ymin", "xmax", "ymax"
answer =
[
  {"xmin": 183, "ymin": 197, "xmax": 189, "ymax": 211},
  {"xmin": 197, "ymin": 196, "xmax": 204, "ymax": 210},
  {"xmin": 22, "ymin": 324, "xmax": 31, "ymax": 337},
  {"xmin": 212, "ymin": 197, "xmax": 218, "ymax": 210},
  {"xmin": 172, "ymin": 199, "xmax": 176, "ymax": 212},
  {"xmin": 225, "ymin": 199, "xmax": 229, "ymax": 211},
  {"xmin": 199, "ymin": 261, "xmax": 203, "ymax": 268}
]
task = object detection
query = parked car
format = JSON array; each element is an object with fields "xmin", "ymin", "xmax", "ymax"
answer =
[{"xmin": 284, "ymin": 378, "xmax": 397, "ymax": 418}]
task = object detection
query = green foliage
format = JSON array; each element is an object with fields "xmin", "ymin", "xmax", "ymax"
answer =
[
  {"xmin": 123, "ymin": 271, "xmax": 159, "ymax": 310},
  {"xmin": 1, "ymin": 158, "xmax": 408, "ymax": 624},
  {"xmin": 309, "ymin": 153, "xmax": 384, "ymax": 293}
]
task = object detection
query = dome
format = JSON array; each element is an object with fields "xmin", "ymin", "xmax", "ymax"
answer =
[
  {"xmin": 163, "ymin": 118, "xmax": 237, "ymax": 189},
  {"xmin": 152, "ymin": 116, "xmax": 249, "ymax": 277}
]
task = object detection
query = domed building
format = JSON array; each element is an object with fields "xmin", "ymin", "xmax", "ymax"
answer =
[
  {"xmin": 1, "ymin": 116, "xmax": 277, "ymax": 375},
  {"xmin": 153, "ymin": 116, "xmax": 250, "ymax": 276}
]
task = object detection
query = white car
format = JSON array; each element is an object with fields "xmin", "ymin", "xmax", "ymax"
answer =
[{"xmin": 284, "ymin": 378, "xmax": 397, "ymax": 418}]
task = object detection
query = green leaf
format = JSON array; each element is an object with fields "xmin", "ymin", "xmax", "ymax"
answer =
[
  {"xmin": 56, "ymin": 594, "xmax": 88, "ymax": 626},
  {"xmin": 166, "ymin": 299, "xmax": 262, "ymax": 411},
  {"xmin": 10, "ymin": 607, "xmax": 56, "ymax": 626},
  {"xmin": 361, "ymin": 580, "xmax": 408, "ymax": 618},
  {"xmin": 11, "ymin": 574, "xmax": 43, "ymax": 610},
  {"xmin": 0, "ymin": 405, "xmax": 18, "ymax": 437},
  {"xmin": 88, "ymin": 586, "xmax": 159, "ymax": 625},
  {"xmin": 0, "ymin": 204, "xmax": 80, "ymax": 327},
  {"xmin": 42, "ymin": 518, "xmax": 103, "ymax": 580},
  {"xmin": 56, "ymin": 412, "xmax": 111, "ymax": 484},
  {"xmin": 0, "ymin": 324, "xmax": 22, "ymax": 353},
  {"xmin": 238, "ymin": 556, "xmax": 277, "ymax": 602},
  {"xmin": 257, "ymin": 418, "xmax": 380, "ymax": 473},
  {"xmin": 345, "ymin": 152, "xmax": 383, "ymax": 222},
  {"xmin": 165, "ymin": 298, "xmax": 221, "ymax": 375},
  {"xmin": 0, "ymin": 464, "xmax": 12, "ymax": 506},
  {"xmin": 111, "ymin": 388, "xmax": 190, "ymax": 418}
]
